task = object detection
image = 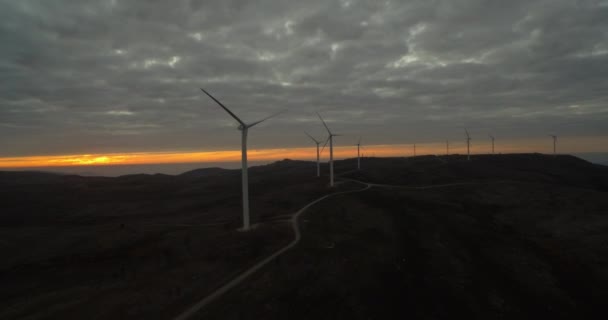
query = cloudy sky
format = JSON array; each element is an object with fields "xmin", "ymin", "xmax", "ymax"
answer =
[{"xmin": 1, "ymin": 0, "xmax": 607, "ymax": 163}]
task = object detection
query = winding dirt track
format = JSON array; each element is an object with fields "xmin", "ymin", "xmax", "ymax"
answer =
[
  {"xmin": 173, "ymin": 182, "xmax": 371, "ymax": 320},
  {"xmin": 341, "ymin": 177, "xmax": 511, "ymax": 189},
  {"xmin": 173, "ymin": 177, "xmax": 510, "ymax": 320}
]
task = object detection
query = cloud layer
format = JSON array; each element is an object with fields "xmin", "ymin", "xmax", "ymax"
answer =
[{"xmin": 1, "ymin": 0, "xmax": 607, "ymax": 156}]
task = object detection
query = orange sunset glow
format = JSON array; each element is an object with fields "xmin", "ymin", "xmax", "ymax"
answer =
[{"xmin": 1, "ymin": 136, "xmax": 606, "ymax": 169}]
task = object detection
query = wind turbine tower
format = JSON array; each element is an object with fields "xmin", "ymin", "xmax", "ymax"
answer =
[
  {"xmin": 550, "ymin": 135, "xmax": 557, "ymax": 155},
  {"xmin": 446, "ymin": 139, "xmax": 449, "ymax": 156},
  {"xmin": 489, "ymin": 134, "xmax": 495, "ymax": 154},
  {"xmin": 200, "ymin": 88, "xmax": 282, "ymax": 231},
  {"xmin": 465, "ymin": 129, "xmax": 472, "ymax": 160},
  {"xmin": 317, "ymin": 112, "xmax": 339, "ymax": 187},
  {"xmin": 305, "ymin": 131, "xmax": 321, "ymax": 177},
  {"xmin": 356, "ymin": 137, "xmax": 362, "ymax": 170}
]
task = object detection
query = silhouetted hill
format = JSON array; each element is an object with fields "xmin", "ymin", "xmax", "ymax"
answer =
[
  {"xmin": 2, "ymin": 154, "xmax": 608, "ymax": 319},
  {"xmin": 0, "ymin": 170, "xmax": 65, "ymax": 185},
  {"xmin": 253, "ymin": 159, "xmax": 314, "ymax": 170},
  {"xmin": 113, "ymin": 173, "xmax": 174, "ymax": 184},
  {"xmin": 178, "ymin": 167, "xmax": 236, "ymax": 179},
  {"xmin": 199, "ymin": 154, "xmax": 608, "ymax": 320},
  {"xmin": 338, "ymin": 153, "xmax": 608, "ymax": 191}
]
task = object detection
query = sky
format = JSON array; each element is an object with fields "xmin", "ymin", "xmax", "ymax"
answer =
[{"xmin": 1, "ymin": 0, "xmax": 608, "ymax": 171}]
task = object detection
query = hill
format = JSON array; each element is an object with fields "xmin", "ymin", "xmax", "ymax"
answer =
[
  {"xmin": 1, "ymin": 154, "xmax": 607, "ymax": 319},
  {"xmin": 178, "ymin": 167, "xmax": 236, "ymax": 179},
  {"xmin": 198, "ymin": 154, "xmax": 608, "ymax": 320}
]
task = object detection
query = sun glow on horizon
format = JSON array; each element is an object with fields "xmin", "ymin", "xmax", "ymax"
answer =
[{"xmin": 0, "ymin": 136, "xmax": 606, "ymax": 169}]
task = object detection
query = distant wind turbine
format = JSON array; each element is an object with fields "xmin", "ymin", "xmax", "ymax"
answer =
[
  {"xmin": 446, "ymin": 139, "xmax": 449, "ymax": 156},
  {"xmin": 550, "ymin": 134, "xmax": 557, "ymax": 155},
  {"xmin": 304, "ymin": 131, "xmax": 321, "ymax": 177},
  {"xmin": 489, "ymin": 134, "xmax": 495, "ymax": 154},
  {"xmin": 317, "ymin": 112, "xmax": 340, "ymax": 187},
  {"xmin": 414, "ymin": 143, "xmax": 416, "ymax": 157},
  {"xmin": 465, "ymin": 129, "xmax": 472, "ymax": 160},
  {"xmin": 200, "ymin": 88, "xmax": 282, "ymax": 231},
  {"xmin": 356, "ymin": 137, "xmax": 361, "ymax": 170}
]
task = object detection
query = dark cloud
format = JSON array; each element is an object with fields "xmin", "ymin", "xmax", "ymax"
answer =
[{"xmin": 1, "ymin": 0, "xmax": 607, "ymax": 156}]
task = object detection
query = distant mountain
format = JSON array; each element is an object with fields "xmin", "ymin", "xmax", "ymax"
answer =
[
  {"xmin": 338, "ymin": 153, "xmax": 608, "ymax": 191},
  {"xmin": 252, "ymin": 159, "xmax": 315, "ymax": 171},
  {"xmin": 0, "ymin": 170, "xmax": 66, "ymax": 184},
  {"xmin": 573, "ymin": 152, "xmax": 608, "ymax": 166},
  {"xmin": 178, "ymin": 167, "xmax": 236, "ymax": 178},
  {"xmin": 114, "ymin": 173, "xmax": 174, "ymax": 184}
]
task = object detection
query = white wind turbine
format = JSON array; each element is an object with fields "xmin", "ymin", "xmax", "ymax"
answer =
[
  {"xmin": 489, "ymin": 134, "xmax": 495, "ymax": 154},
  {"xmin": 200, "ymin": 88, "xmax": 282, "ymax": 231},
  {"xmin": 465, "ymin": 129, "xmax": 472, "ymax": 160},
  {"xmin": 356, "ymin": 137, "xmax": 361, "ymax": 170},
  {"xmin": 304, "ymin": 131, "xmax": 322, "ymax": 177},
  {"xmin": 550, "ymin": 134, "xmax": 557, "ymax": 155},
  {"xmin": 317, "ymin": 112, "xmax": 340, "ymax": 187}
]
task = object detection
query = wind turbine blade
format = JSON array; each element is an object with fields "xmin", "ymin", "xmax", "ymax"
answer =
[
  {"xmin": 200, "ymin": 88, "xmax": 245, "ymax": 126},
  {"xmin": 247, "ymin": 110, "xmax": 285, "ymax": 128},
  {"xmin": 465, "ymin": 128, "xmax": 470, "ymax": 138},
  {"xmin": 316, "ymin": 112, "xmax": 333, "ymax": 135},
  {"xmin": 304, "ymin": 131, "xmax": 320, "ymax": 144},
  {"xmin": 320, "ymin": 136, "xmax": 330, "ymax": 155}
]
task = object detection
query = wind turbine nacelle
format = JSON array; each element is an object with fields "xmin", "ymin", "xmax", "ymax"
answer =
[{"xmin": 237, "ymin": 124, "xmax": 245, "ymax": 131}]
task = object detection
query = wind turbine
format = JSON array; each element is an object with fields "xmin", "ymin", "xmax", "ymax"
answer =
[
  {"xmin": 356, "ymin": 137, "xmax": 361, "ymax": 170},
  {"xmin": 489, "ymin": 134, "xmax": 495, "ymax": 154},
  {"xmin": 317, "ymin": 112, "xmax": 339, "ymax": 187},
  {"xmin": 413, "ymin": 143, "xmax": 416, "ymax": 157},
  {"xmin": 465, "ymin": 129, "xmax": 472, "ymax": 160},
  {"xmin": 305, "ymin": 131, "xmax": 321, "ymax": 177},
  {"xmin": 446, "ymin": 139, "xmax": 449, "ymax": 156},
  {"xmin": 200, "ymin": 88, "xmax": 282, "ymax": 231},
  {"xmin": 550, "ymin": 134, "xmax": 557, "ymax": 155}
]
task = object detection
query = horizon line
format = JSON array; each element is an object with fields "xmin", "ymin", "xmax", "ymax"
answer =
[{"xmin": 1, "ymin": 136, "xmax": 607, "ymax": 169}]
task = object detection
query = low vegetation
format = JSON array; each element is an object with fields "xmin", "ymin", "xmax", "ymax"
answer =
[{"xmin": 1, "ymin": 154, "xmax": 607, "ymax": 319}]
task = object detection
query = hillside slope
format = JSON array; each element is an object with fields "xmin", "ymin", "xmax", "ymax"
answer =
[
  {"xmin": 1, "ymin": 155, "xmax": 607, "ymax": 319},
  {"xmin": 197, "ymin": 154, "xmax": 608, "ymax": 320}
]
